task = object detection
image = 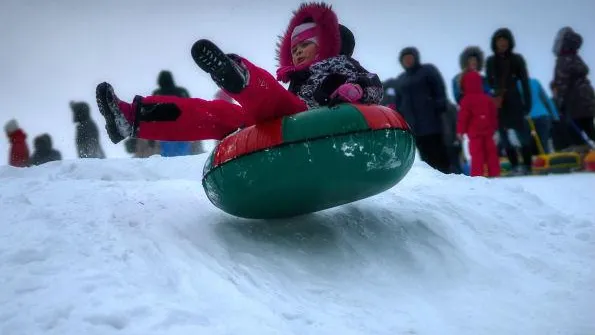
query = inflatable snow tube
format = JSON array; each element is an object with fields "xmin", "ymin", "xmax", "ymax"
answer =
[{"xmin": 202, "ymin": 103, "xmax": 416, "ymax": 219}]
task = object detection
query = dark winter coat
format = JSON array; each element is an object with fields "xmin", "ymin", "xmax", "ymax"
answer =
[
  {"xmin": 388, "ymin": 47, "xmax": 448, "ymax": 136},
  {"xmin": 457, "ymin": 71, "xmax": 499, "ymax": 137},
  {"xmin": 452, "ymin": 46, "xmax": 491, "ymax": 104},
  {"xmin": 152, "ymin": 71, "xmax": 190, "ymax": 98},
  {"xmin": 551, "ymin": 27, "xmax": 595, "ymax": 119},
  {"xmin": 485, "ymin": 28, "xmax": 531, "ymax": 129},
  {"xmin": 275, "ymin": 3, "xmax": 383, "ymax": 109},
  {"xmin": 7, "ymin": 129, "xmax": 29, "ymax": 167},
  {"xmin": 29, "ymin": 134, "xmax": 61, "ymax": 166},
  {"xmin": 71, "ymin": 102, "xmax": 106, "ymax": 159}
]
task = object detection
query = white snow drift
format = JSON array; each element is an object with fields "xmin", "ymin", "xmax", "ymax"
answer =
[{"xmin": 0, "ymin": 155, "xmax": 593, "ymax": 335}]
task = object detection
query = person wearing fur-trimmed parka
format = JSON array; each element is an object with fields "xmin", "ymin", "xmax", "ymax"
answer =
[
  {"xmin": 551, "ymin": 26, "xmax": 595, "ymax": 145},
  {"xmin": 452, "ymin": 46, "xmax": 491, "ymax": 104},
  {"xmin": 94, "ymin": 2, "xmax": 383, "ymax": 145},
  {"xmin": 486, "ymin": 28, "xmax": 533, "ymax": 175}
]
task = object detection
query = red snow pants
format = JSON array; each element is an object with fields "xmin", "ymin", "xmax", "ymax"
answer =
[
  {"xmin": 469, "ymin": 135, "xmax": 501, "ymax": 177},
  {"xmin": 137, "ymin": 58, "xmax": 308, "ymax": 141}
]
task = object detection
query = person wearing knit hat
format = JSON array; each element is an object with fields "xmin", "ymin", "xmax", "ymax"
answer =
[
  {"xmin": 4, "ymin": 119, "xmax": 30, "ymax": 167},
  {"xmin": 94, "ymin": 2, "xmax": 383, "ymax": 146}
]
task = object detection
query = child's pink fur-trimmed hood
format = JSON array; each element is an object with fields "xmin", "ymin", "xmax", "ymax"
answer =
[{"xmin": 276, "ymin": 2, "xmax": 341, "ymax": 68}]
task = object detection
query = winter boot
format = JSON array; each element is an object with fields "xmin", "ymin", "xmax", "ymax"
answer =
[
  {"xmin": 97, "ymin": 82, "xmax": 183, "ymax": 143},
  {"xmin": 191, "ymin": 39, "xmax": 249, "ymax": 94},
  {"xmin": 96, "ymin": 82, "xmax": 140, "ymax": 143}
]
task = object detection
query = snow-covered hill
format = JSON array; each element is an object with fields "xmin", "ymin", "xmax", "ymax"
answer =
[{"xmin": 1, "ymin": 155, "xmax": 593, "ymax": 335}]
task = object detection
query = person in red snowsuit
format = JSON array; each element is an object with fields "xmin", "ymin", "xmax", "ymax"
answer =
[
  {"xmin": 456, "ymin": 71, "xmax": 501, "ymax": 177},
  {"xmin": 4, "ymin": 119, "xmax": 30, "ymax": 167},
  {"xmin": 95, "ymin": 2, "xmax": 383, "ymax": 145}
]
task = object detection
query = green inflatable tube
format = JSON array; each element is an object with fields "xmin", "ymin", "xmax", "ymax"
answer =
[{"xmin": 202, "ymin": 103, "xmax": 416, "ymax": 219}]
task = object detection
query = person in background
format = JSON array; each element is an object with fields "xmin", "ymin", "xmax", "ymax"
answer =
[
  {"xmin": 4, "ymin": 119, "xmax": 30, "ymax": 167},
  {"xmin": 389, "ymin": 47, "xmax": 450, "ymax": 173},
  {"xmin": 456, "ymin": 71, "xmax": 500, "ymax": 177},
  {"xmin": 28, "ymin": 133, "xmax": 62, "ymax": 166},
  {"xmin": 517, "ymin": 78, "xmax": 559, "ymax": 153},
  {"xmin": 71, "ymin": 101, "xmax": 106, "ymax": 159},
  {"xmin": 486, "ymin": 27, "xmax": 533, "ymax": 175},
  {"xmin": 152, "ymin": 70, "xmax": 196, "ymax": 157},
  {"xmin": 551, "ymin": 26, "xmax": 595, "ymax": 147}
]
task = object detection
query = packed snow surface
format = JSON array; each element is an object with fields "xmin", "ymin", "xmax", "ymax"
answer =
[{"xmin": 1, "ymin": 155, "xmax": 593, "ymax": 335}]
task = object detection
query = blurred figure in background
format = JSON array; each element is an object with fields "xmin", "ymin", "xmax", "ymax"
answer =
[
  {"xmin": 124, "ymin": 138, "xmax": 160, "ymax": 158},
  {"xmin": 71, "ymin": 101, "xmax": 106, "ymax": 159},
  {"xmin": 551, "ymin": 26, "xmax": 595, "ymax": 148},
  {"xmin": 517, "ymin": 78, "xmax": 559, "ymax": 153},
  {"xmin": 486, "ymin": 28, "xmax": 533, "ymax": 175},
  {"xmin": 390, "ymin": 47, "xmax": 451, "ymax": 173},
  {"xmin": 4, "ymin": 119, "xmax": 30, "ymax": 167},
  {"xmin": 457, "ymin": 71, "xmax": 500, "ymax": 177},
  {"xmin": 29, "ymin": 133, "xmax": 62, "ymax": 166},
  {"xmin": 152, "ymin": 70, "xmax": 199, "ymax": 157}
]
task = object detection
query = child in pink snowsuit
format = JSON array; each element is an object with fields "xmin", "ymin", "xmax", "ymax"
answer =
[
  {"xmin": 96, "ymin": 2, "xmax": 383, "ymax": 144},
  {"xmin": 457, "ymin": 71, "xmax": 501, "ymax": 177}
]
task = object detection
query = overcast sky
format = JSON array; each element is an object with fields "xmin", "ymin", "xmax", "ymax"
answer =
[{"xmin": 1, "ymin": 0, "xmax": 594, "ymax": 163}]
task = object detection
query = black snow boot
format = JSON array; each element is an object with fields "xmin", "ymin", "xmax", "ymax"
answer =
[
  {"xmin": 96, "ymin": 82, "xmax": 140, "ymax": 143},
  {"xmin": 191, "ymin": 39, "xmax": 248, "ymax": 94}
]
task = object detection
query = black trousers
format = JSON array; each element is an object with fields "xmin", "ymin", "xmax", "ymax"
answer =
[{"xmin": 415, "ymin": 134, "xmax": 451, "ymax": 173}]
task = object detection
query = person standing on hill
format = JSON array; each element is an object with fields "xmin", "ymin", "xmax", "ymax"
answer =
[{"xmin": 486, "ymin": 28, "xmax": 533, "ymax": 175}]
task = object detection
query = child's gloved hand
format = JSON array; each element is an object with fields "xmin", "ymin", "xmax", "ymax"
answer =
[{"xmin": 330, "ymin": 83, "xmax": 363, "ymax": 104}]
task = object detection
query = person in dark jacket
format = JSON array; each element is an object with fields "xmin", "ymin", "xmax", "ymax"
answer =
[
  {"xmin": 152, "ymin": 70, "xmax": 194, "ymax": 157},
  {"xmin": 4, "ymin": 119, "xmax": 30, "ymax": 167},
  {"xmin": 29, "ymin": 133, "xmax": 62, "ymax": 166},
  {"xmin": 452, "ymin": 46, "xmax": 491, "ymax": 104},
  {"xmin": 551, "ymin": 26, "xmax": 595, "ymax": 146},
  {"xmin": 71, "ymin": 101, "xmax": 106, "ymax": 159},
  {"xmin": 388, "ymin": 47, "xmax": 450, "ymax": 173},
  {"xmin": 486, "ymin": 28, "xmax": 533, "ymax": 175}
]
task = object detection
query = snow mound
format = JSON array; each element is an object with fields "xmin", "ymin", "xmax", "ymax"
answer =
[{"xmin": 1, "ymin": 155, "xmax": 593, "ymax": 335}]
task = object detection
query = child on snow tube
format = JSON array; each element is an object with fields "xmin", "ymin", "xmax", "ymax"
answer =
[{"xmin": 95, "ymin": 2, "xmax": 383, "ymax": 146}]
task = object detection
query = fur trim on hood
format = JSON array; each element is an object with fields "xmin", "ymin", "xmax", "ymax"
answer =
[
  {"xmin": 490, "ymin": 28, "xmax": 515, "ymax": 54},
  {"xmin": 459, "ymin": 46, "xmax": 484, "ymax": 71},
  {"xmin": 276, "ymin": 2, "xmax": 341, "ymax": 67}
]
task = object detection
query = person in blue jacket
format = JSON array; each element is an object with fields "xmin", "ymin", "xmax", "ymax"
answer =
[
  {"xmin": 452, "ymin": 46, "xmax": 491, "ymax": 104},
  {"xmin": 517, "ymin": 77, "xmax": 560, "ymax": 153}
]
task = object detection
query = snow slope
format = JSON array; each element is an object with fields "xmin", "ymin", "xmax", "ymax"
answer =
[{"xmin": 1, "ymin": 155, "xmax": 594, "ymax": 335}]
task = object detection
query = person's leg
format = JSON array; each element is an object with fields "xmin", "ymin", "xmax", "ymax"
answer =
[
  {"xmin": 191, "ymin": 40, "xmax": 307, "ymax": 124},
  {"xmin": 96, "ymin": 82, "xmax": 246, "ymax": 143},
  {"xmin": 499, "ymin": 127, "xmax": 518, "ymax": 168},
  {"xmin": 469, "ymin": 137, "xmax": 484, "ymax": 177},
  {"xmin": 485, "ymin": 135, "xmax": 501, "ymax": 177},
  {"xmin": 415, "ymin": 134, "xmax": 450, "ymax": 173},
  {"xmin": 515, "ymin": 121, "xmax": 534, "ymax": 173}
]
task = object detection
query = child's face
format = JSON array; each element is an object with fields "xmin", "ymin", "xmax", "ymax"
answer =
[
  {"xmin": 292, "ymin": 41, "xmax": 318, "ymax": 66},
  {"xmin": 467, "ymin": 57, "xmax": 478, "ymax": 71}
]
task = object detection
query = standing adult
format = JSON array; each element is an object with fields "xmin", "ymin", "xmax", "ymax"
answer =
[
  {"xmin": 389, "ymin": 47, "xmax": 450, "ymax": 173},
  {"xmin": 486, "ymin": 28, "xmax": 533, "ymax": 175}
]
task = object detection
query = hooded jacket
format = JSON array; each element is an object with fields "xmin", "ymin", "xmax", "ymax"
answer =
[
  {"xmin": 276, "ymin": 2, "xmax": 383, "ymax": 108},
  {"xmin": 153, "ymin": 71, "xmax": 190, "ymax": 98},
  {"xmin": 452, "ymin": 46, "xmax": 491, "ymax": 104},
  {"xmin": 551, "ymin": 27, "xmax": 595, "ymax": 119},
  {"xmin": 29, "ymin": 134, "xmax": 62, "ymax": 166},
  {"xmin": 389, "ymin": 46, "xmax": 448, "ymax": 136},
  {"xmin": 457, "ymin": 71, "xmax": 498, "ymax": 137},
  {"xmin": 485, "ymin": 28, "xmax": 531, "ymax": 128},
  {"xmin": 71, "ymin": 101, "xmax": 106, "ymax": 159},
  {"xmin": 5, "ymin": 121, "xmax": 29, "ymax": 167}
]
